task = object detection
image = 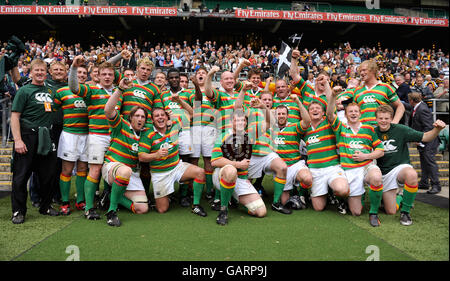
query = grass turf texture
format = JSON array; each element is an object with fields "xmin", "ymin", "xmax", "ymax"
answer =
[{"xmin": 1, "ymin": 174, "xmax": 448, "ymax": 261}]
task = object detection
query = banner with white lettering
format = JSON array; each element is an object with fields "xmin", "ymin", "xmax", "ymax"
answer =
[
  {"xmin": 0, "ymin": 5, "xmax": 177, "ymax": 16},
  {"xmin": 0, "ymin": 5, "xmax": 447, "ymax": 27},
  {"xmin": 234, "ymin": 9, "xmax": 449, "ymax": 27}
]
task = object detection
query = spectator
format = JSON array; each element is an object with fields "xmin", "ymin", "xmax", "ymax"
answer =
[
  {"xmin": 408, "ymin": 91, "xmax": 442, "ymax": 195},
  {"xmin": 434, "ymin": 78, "xmax": 449, "ymax": 123}
]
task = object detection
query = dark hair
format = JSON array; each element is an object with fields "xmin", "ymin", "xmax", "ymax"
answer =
[
  {"xmin": 247, "ymin": 68, "xmax": 261, "ymax": 79},
  {"xmin": 276, "ymin": 104, "xmax": 289, "ymax": 114},
  {"xmin": 167, "ymin": 68, "xmax": 180, "ymax": 77}
]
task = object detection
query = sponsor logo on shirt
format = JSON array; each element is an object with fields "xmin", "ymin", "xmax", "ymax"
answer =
[
  {"xmin": 382, "ymin": 139, "xmax": 398, "ymax": 153},
  {"xmin": 307, "ymin": 135, "xmax": 320, "ymax": 144},
  {"xmin": 133, "ymin": 90, "xmax": 147, "ymax": 99},
  {"xmin": 35, "ymin": 92, "xmax": 53, "ymax": 103},
  {"xmin": 74, "ymin": 100, "xmax": 87, "ymax": 108}
]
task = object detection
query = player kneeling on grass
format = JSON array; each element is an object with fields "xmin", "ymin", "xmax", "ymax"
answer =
[
  {"xmin": 375, "ymin": 105, "xmax": 446, "ymax": 226},
  {"xmin": 271, "ymin": 98, "xmax": 313, "ymax": 210},
  {"xmin": 102, "ymin": 78, "xmax": 150, "ymax": 227},
  {"xmin": 138, "ymin": 104, "xmax": 208, "ymax": 217},
  {"xmin": 327, "ymin": 85, "xmax": 385, "ymax": 227},
  {"xmin": 211, "ymin": 110, "xmax": 267, "ymax": 225}
]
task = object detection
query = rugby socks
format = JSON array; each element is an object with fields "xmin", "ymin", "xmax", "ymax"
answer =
[
  {"xmin": 75, "ymin": 171, "xmax": 87, "ymax": 203},
  {"xmin": 368, "ymin": 184, "xmax": 383, "ymax": 214},
  {"xmin": 59, "ymin": 173, "xmax": 72, "ymax": 203},
  {"xmin": 214, "ymin": 187, "xmax": 221, "ymax": 200},
  {"xmin": 180, "ymin": 183, "xmax": 189, "ymax": 198},
  {"xmin": 108, "ymin": 175, "xmax": 130, "ymax": 213},
  {"xmin": 273, "ymin": 177, "xmax": 287, "ymax": 204},
  {"xmin": 401, "ymin": 182, "xmax": 418, "ymax": 213},
  {"xmin": 205, "ymin": 171, "xmax": 213, "ymax": 194},
  {"xmin": 193, "ymin": 178, "xmax": 206, "ymax": 205},
  {"xmin": 299, "ymin": 181, "xmax": 311, "ymax": 198},
  {"xmin": 84, "ymin": 176, "xmax": 99, "ymax": 211},
  {"xmin": 220, "ymin": 178, "xmax": 236, "ymax": 209}
]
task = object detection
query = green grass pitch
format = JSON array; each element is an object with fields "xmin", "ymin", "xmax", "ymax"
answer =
[{"xmin": 1, "ymin": 174, "xmax": 448, "ymax": 261}]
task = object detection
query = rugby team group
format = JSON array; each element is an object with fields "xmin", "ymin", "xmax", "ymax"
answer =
[{"xmin": 9, "ymin": 48, "xmax": 446, "ymax": 228}]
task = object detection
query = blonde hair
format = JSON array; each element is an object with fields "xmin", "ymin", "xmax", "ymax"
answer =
[
  {"xmin": 30, "ymin": 58, "xmax": 47, "ymax": 71},
  {"xmin": 137, "ymin": 56, "xmax": 155, "ymax": 68},
  {"xmin": 359, "ymin": 59, "xmax": 378, "ymax": 76}
]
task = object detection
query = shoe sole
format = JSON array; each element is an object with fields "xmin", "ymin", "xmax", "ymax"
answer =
[{"xmin": 192, "ymin": 211, "xmax": 207, "ymax": 217}]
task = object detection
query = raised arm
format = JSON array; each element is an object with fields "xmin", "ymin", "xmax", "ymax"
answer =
[
  {"xmin": 68, "ymin": 55, "xmax": 84, "ymax": 94},
  {"xmin": 172, "ymin": 91, "xmax": 193, "ymax": 118},
  {"xmin": 326, "ymin": 84, "xmax": 341, "ymax": 123},
  {"xmin": 205, "ymin": 65, "xmax": 220, "ymax": 100},
  {"xmin": 232, "ymin": 59, "xmax": 251, "ymax": 83},
  {"xmin": 422, "ymin": 119, "xmax": 446, "ymax": 143},
  {"xmin": 234, "ymin": 80, "xmax": 252, "ymax": 111},
  {"xmin": 291, "ymin": 94, "xmax": 310, "ymax": 128},
  {"xmin": 107, "ymin": 49, "xmax": 132, "ymax": 65},
  {"xmin": 289, "ymin": 49, "xmax": 301, "ymax": 83},
  {"xmin": 105, "ymin": 77, "xmax": 133, "ymax": 120}
]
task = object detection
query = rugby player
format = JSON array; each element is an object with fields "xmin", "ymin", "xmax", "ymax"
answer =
[
  {"xmin": 327, "ymin": 84, "xmax": 385, "ymax": 226},
  {"xmin": 102, "ymin": 77, "xmax": 150, "ymax": 227},
  {"xmin": 375, "ymin": 105, "xmax": 446, "ymax": 226}
]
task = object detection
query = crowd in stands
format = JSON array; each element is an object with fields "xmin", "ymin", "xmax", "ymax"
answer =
[{"xmin": 2, "ymin": 38, "xmax": 448, "ymax": 121}]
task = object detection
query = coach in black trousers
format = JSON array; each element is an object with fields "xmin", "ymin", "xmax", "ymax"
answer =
[
  {"xmin": 10, "ymin": 59, "xmax": 60, "ymax": 224},
  {"xmin": 409, "ymin": 92, "xmax": 441, "ymax": 194}
]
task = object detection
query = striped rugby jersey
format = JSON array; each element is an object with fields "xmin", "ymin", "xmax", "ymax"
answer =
[
  {"xmin": 138, "ymin": 119, "xmax": 181, "ymax": 173},
  {"xmin": 271, "ymin": 122, "xmax": 305, "ymax": 166},
  {"xmin": 272, "ymin": 95, "xmax": 301, "ymax": 123},
  {"xmin": 192, "ymin": 89, "xmax": 218, "ymax": 128},
  {"xmin": 154, "ymin": 88, "xmax": 194, "ymax": 130},
  {"xmin": 53, "ymin": 86, "xmax": 88, "ymax": 134},
  {"xmin": 211, "ymin": 131, "xmax": 251, "ymax": 180},
  {"xmin": 331, "ymin": 115, "xmax": 384, "ymax": 170},
  {"xmin": 298, "ymin": 116, "xmax": 340, "ymax": 169},
  {"xmin": 246, "ymin": 107, "xmax": 273, "ymax": 157},
  {"xmin": 293, "ymin": 76, "xmax": 328, "ymax": 110},
  {"xmin": 207, "ymin": 81, "xmax": 244, "ymax": 131},
  {"xmin": 76, "ymin": 84, "xmax": 122, "ymax": 135},
  {"xmin": 208, "ymin": 88, "xmax": 241, "ymax": 132},
  {"xmin": 351, "ymin": 82, "xmax": 398, "ymax": 126},
  {"xmin": 243, "ymin": 87, "xmax": 263, "ymax": 107},
  {"xmin": 104, "ymin": 112, "xmax": 145, "ymax": 172},
  {"xmin": 120, "ymin": 80, "xmax": 159, "ymax": 127}
]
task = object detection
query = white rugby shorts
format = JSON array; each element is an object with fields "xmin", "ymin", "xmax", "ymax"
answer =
[
  {"xmin": 150, "ymin": 160, "xmax": 190, "ymax": 199},
  {"xmin": 57, "ymin": 131, "xmax": 88, "ymax": 162},
  {"xmin": 310, "ymin": 165, "xmax": 347, "ymax": 197}
]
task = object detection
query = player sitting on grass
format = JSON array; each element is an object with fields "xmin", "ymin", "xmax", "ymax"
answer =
[
  {"xmin": 102, "ymin": 77, "xmax": 150, "ymax": 227},
  {"xmin": 211, "ymin": 109, "xmax": 267, "ymax": 225},
  {"xmin": 327, "ymin": 83, "xmax": 385, "ymax": 226},
  {"xmin": 138, "ymin": 101, "xmax": 208, "ymax": 217},
  {"xmin": 374, "ymin": 105, "xmax": 447, "ymax": 226}
]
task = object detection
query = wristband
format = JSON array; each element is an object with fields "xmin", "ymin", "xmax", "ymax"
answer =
[{"xmin": 117, "ymin": 86, "xmax": 126, "ymax": 92}]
